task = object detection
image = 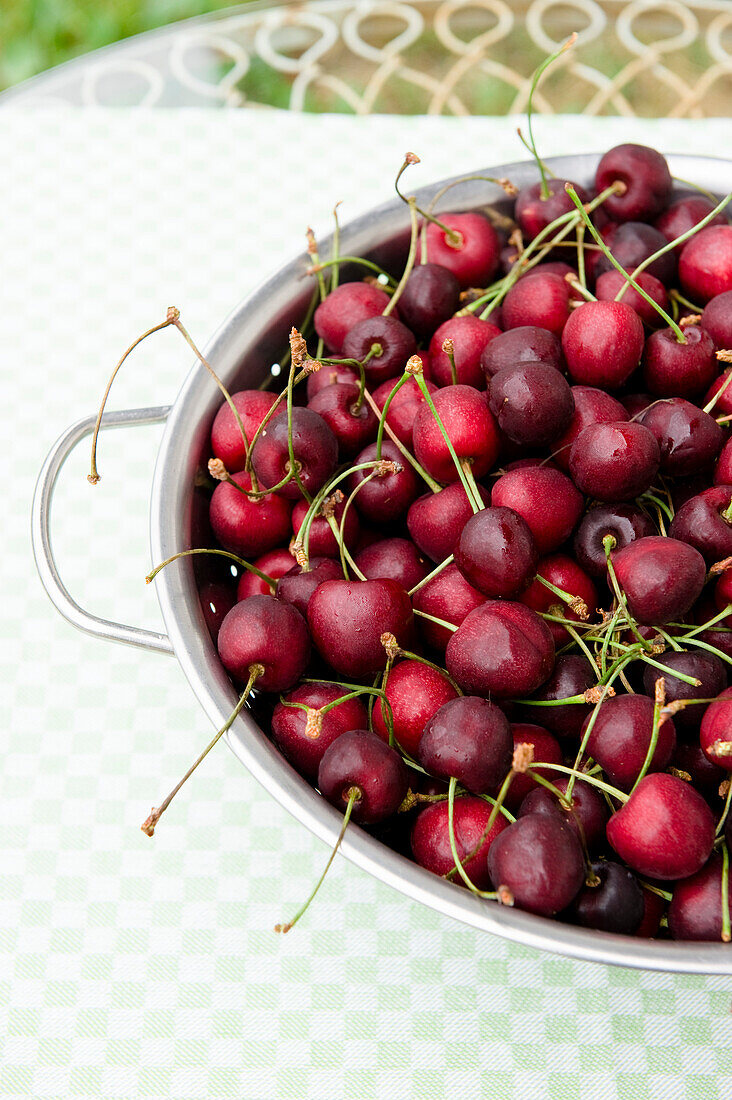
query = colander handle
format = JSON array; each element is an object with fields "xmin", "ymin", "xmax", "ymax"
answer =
[{"xmin": 31, "ymin": 406, "xmax": 175, "ymax": 655}]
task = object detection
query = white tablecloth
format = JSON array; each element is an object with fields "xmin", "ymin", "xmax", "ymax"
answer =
[{"xmin": 3, "ymin": 106, "xmax": 732, "ymax": 1100}]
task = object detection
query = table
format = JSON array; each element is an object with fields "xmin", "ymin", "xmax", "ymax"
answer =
[{"xmin": 3, "ymin": 77, "xmax": 732, "ymax": 1100}]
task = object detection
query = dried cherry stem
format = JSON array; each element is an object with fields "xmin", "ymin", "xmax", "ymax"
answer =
[
  {"xmin": 209, "ymin": 458, "xmax": 294, "ymax": 499},
  {"xmin": 535, "ymin": 575, "xmax": 589, "ymax": 620},
  {"xmin": 722, "ymin": 843, "xmax": 732, "ymax": 943},
  {"xmin": 141, "ymin": 664, "xmax": 263, "ymax": 837},
  {"xmin": 146, "ymin": 548, "xmax": 275, "ymax": 590},
  {"xmin": 446, "ymin": 777, "xmax": 500, "ymax": 899},
  {"xmin": 383, "ymin": 196, "xmax": 419, "ymax": 317},
  {"xmin": 603, "ymin": 534, "xmax": 654, "ymax": 653},
  {"xmin": 521, "ymin": 32, "xmax": 577, "ymax": 201},
  {"xmin": 407, "ymin": 555, "xmax": 454, "ymax": 597},
  {"xmin": 274, "ymin": 786, "xmax": 359, "ymax": 934},
  {"xmin": 443, "ymin": 338, "xmax": 458, "ymax": 386}
]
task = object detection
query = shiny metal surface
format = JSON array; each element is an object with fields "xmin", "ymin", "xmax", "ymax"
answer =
[{"xmin": 36, "ymin": 153, "xmax": 732, "ymax": 971}]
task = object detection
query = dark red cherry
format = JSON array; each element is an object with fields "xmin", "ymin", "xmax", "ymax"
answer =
[
  {"xmin": 317, "ymin": 729, "xmax": 409, "ymax": 824},
  {"xmin": 209, "ymin": 471, "xmax": 292, "ymax": 557},
  {"xmin": 480, "ymin": 324, "xmax": 562, "ymax": 379},
  {"xmin": 251, "ymin": 407, "xmax": 338, "ymax": 500},
  {"xmin": 593, "ymin": 222, "xmax": 676, "ymax": 286},
  {"xmin": 314, "ymin": 281, "xmax": 392, "ymax": 354},
  {"xmin": 371, "ymin": 377, "xmax": 438, "ymax": 449},
  {"xmin": 446, "ymin": 601, "xmax": 555, "ymax": 699},
  {"xmin": 519, "ymin": 776, "xmax": 608, "ymax": 851},
  {"xmin": 210, "ymin": 389, "xmax": 278, "ymax": 473},
  {"xmin": 307, "ymin": 382, "xmax": 377, "ymax": 459},
  {"xmin": 668, "ymin": 855, "xmax": 732, "ymax": 941},
  {"xmin": 679, "ymin": 225, "xmax": 732, "ymax": 303},
  {"xmin": 292, "ymin": 495, "xmax": 360, "ymax": 559},
  {"xmin": 594, "ymin": 143, "xmax": 672, "ymax": 222},
  {"xmin": 594, "ymin": 269, "xmax": 670, "ymax": 328},
  {"xmin": 237, "ymin": 547, "xmax": 295, "ymax": 600},
  {"xmin": 643, "ymin": 651, "xmax": 726, "ymax": 734},
  {"xmin": 341, "ymin": 314, "xmax": 417, "ymax": 386},
  {"xmin": 573, "ymin": 503, "xmax": 656, "ymax": 577},
  {"xmin": 372, "ymin": 659, "xmax": 458, "ymax": 756},
  {"xmin": 519, "ymin": 654, "xmax": 596, "ymax": 740},
  {"xmin": 307, "ymin": 578, "xmax": 413, "ymax": 679},
  {"xmin": 700, "ymin": 687, "xmax": 732, "ymax": 769},
  {"xmin": 487, "ymin": 814, "xmax": 585, "ymax": 917},
  {"xmin": 672, "ymin": 740, "xmax": 726, "ymax": 801},
  {"xmin": 701, "ymin": 290, "xmax": 732, "ymax": 350},
  {"xmin": 515, "ymin": 178, "xmax": 589, "ymax": 239},
  {"xmin": 411, "ymin": 796, "xmax": 508, "ymax": 890},
  {"xmin": 562, "ymin": 301, "xmax": 644, "ymax": 388},
  {"xmin": 419, "ymin": 212, "xmax": 500, "ymax": 288},
  {"xmin": 669, "ymin": 485, "xmax": 732, "ymax": 563},
  {"xmin": 217, "ymin": 595, "xmax": 310, "ymax": 691},
  {"xmin": 488, "ymin": 362, "xmax": 574, "ymax": 446},
  {"xmin": 552, "ymin": 386, "xmax": 628, "ymax": 471},
  {"xmin": 606, "ymin": 772, "xmax": 715, "ymax": 880},
  {"xmin": 491, "ymin": 466, "xmax": 583, "ymax": 554},
  {"xmin": 454, "ymin": 506, "xmax": 538, "ymax": 598},
  {"xmin": 638, "ymin": 397, "xmax": 723, "ymax": 474},
  {"xmin": 612, "ymin": 536, "xmax": 706, "ymax": 624},
  {"xmin": 412, "ymin": 385, "xmax": 500, "ymax": 483},
  {"xmin": 429, "ymin": 315, "xmax": 501, "ymax": 389},
  {"xmin": 502, "ymin": 272, "xmax": 570, "ymax": 336},
  {"xmin": 348, "ymin": 440, "xmax": 419, "ymax": 524},
  {"xmin": 355, "ymin": 537, "xmax": 427, "ymax": 590},
  {"xmin": 505, "ymin": 724, "xmax": 563, "ymax": 810},
  {"xmin": 570, "ymin": 861, "xmax": 645, "ymax": 935},
  {"xmin": 569, "ymin": 421, "xmax": 660, "ymax": 502},
  {"xmin": 655, "ymin": 195, "xmax": 728, "ymax": 247},
  {"xmin": 411, "ymin": 563, "xmax": 486, "ymax": 651},
  {"xmin": 397, "ymin": 262, "xmax": 461, "ymax": 339},
  {"xmin": 275, "ymin": 557, "xmax": 343, "ymax": 618},
  {"xmin": 582, "ymin": 693, "xmax": 676, "ymax": 791},
  {"xmin": 642, "ymin": 326, "xmax": 717, "ymax": 398},
  {"xmin": 271, "ymin": 683, "xmax": 369, "ymax": 781},
  {"xmin": 407, "ymin": 482, "xmax": 491, "ymax": 563},
  {"xmin": 419, "ymin": 696, "xmax": 513, "ymax": 793}
]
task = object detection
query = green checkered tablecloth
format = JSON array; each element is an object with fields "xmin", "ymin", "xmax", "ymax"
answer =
[{"xmin": 3, "ymin": 107, "xmax": 732, "ymax": 1100}]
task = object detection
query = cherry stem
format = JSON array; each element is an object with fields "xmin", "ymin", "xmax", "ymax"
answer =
[
  {"xmin": 716, "ymin": 780, "xmax": 732, "ymax": 838},
  {"xmin": 631, "ymin": 677, "xmax": 665, "ymax": 792},
  {"xmin": 141, "ymin": 664, "xmax": 263, "ymax": 837},
  {"xmin": 364, "ymin": 384, "xmax": 440, "ymax": 493},
  {"xmin": 563, "ymin": 620, "xmax": 602, "ymax": 673},
  {"xmin": 576, "ymin": 221, "xmax": 587, "ymax": 288},
  {"xmin": 446, "ymin": 777, "xmax": 498, "ymax": 898},
  {"xmin": 603, "ymin": 534, "xmax": 654, "ymax": 653},
  {"xmin": 274, "ymin": 786, "xmax": 359, "ymax": 934},
  {"xmin": 407, "ymin": 554, "xmax": 454, "ymax": 597},
  {"xmin": 307, "ymin": 256, "xmax": 397, "ymax": 287},
  {"xmin": 374, "ymin": 370, "xmax": 411, "ymax": 460},
  {"xmin": 722, "ymin": 843, "xmax": 732, "ymax": 943},
  {"xmin": 337, "ymin": 471, "xmax": 379, "ymax": 580},
  {"xmin": 412, "ymin": 608, "xmax": 458, "ymax": 632},
  {"xmin": 329, "ymin": 203, "xmax": 342, "ymax": 293},
  {"xmin": 394, "ymin": 152, "xmax": 462, "ymax": 249},
  {"xmin": 294, "ymin": 459, "xmax": 393, "ymax": 566},
  {"xmin": 676, "ymin": 604, "xmax": 732, "ymax": 639},
  {"xmin": 565, "ymin": 659, "xmax": 633, "ymax": 801},
  {"xmin": 146, "ymin": 548, "xmax": 275, "ymax": 590},
  {"xmin": 523, "ymin": 33, "xmax": 577, "ymax": 201},
  {"xmin": 383, "ymin": 196, "xmax": 419, "ymax": 317},
  {"xmin": 532, "ymin": 762, "xmax": 628, "ymax": 804},
  {"xmin": 535, "ymin": 574, "xmax": 589, "ymax": 619},
  {"xmin": 444, "ymin": 340, "xmax": 458, "ymax": 386},
  {"xmin": 411, "ymin": 366, "xmax": 483, "ymax": 512},
  {"xmin": 703, "ymin": 370, "xmax": 732, "ymax": 415}
]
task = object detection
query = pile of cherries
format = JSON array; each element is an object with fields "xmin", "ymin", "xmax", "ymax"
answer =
[{"xmin": 171, "ymin": 140, "xmax": 732, "ymax": 942}]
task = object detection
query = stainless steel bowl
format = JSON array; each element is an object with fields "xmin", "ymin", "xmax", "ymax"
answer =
[{"xmin": 33, "ymin": 153, "xmax": 732, "ymax": 973}]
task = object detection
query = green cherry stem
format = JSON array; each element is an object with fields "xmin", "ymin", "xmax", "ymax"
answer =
[
  {"xmin": 146, "ymin": 548, "xmax": 275, "ymax": 591},
  {"xmin": 631, "ymin": 677, "xmax": 665, "ymax": 792},
  {"xmin": 722, "ymin": 843, "xmax": 732, "ymax": 943},
  {"xmin": 716, "ymin": 781, "xmax": 732, "ymax": 838},
  {"xmin": 407, "ymin": 555, "xmax": 454, "ymax": 597},
  {"xmin": 383, "ymin": 196, "xmax": 419, "ymax": 317},
  {"xmin": 364, "ymin": 385, "xmax": 441, "ymax": 492},
  {"xmin": 411, "ymin": 361, "xmax": 484, "ymax": 512},
  {"xmin": 603, "ymin": 534, "xmax": 654, "ymax": 652},
  {"xmin": 447, "ymin": 777, "xmax": 493, "ymax": 896},
  {"xmin": 522, "ymin": 33, "xmax": 577, "ymax": 201}
]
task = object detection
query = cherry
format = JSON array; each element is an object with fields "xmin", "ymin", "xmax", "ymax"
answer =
[
  {"xmin": 606, "ymin": 772, "xmax": 715, "ymax": 880},
  {"xmin": 700, "ymin": 686, "xmax": 732, "ymax": 769},
  {"xmin": 612, "ymin": 536, "xmax": 706, "ymax": 624},
  {"xmin": 454, "ymin": 506, "xmax": 538, "ymax": 598},
  {"xmin": 515, "ymin": 178, "xmax": 589, "ymax": 239},
  {"xmin": 371, "ymin": 377, "xmax": 438, "ymax": 449},
  {"xmin": 642, "ymin": 651, "xmax": 726, "ymax": 733},
  {"xmin": 668, "ymin": 855, "xmax": 731, "ymax": 941},
  {"xmin": 314, "ymin": 281, "xmax": 392, "ymax": 354},
  {"xmin": 519, "ymin": 654, "xmax": 597, "ymax": 740},
  {"xmin": 237, "ymin": 547, "xmax": 294, "ymax": 600},
  {"xmin": 292, "ymin": 495, "xmax": 360, "ymax": 559},
  {"xmin": 411, "ymin": 562, "xmax": 486, "ymax": 651},
  {"xmin": 669, "ymin": 485, "xmax": 732, "ymax": 563},
  {"xmin": 446, "ymin": 601, "xmax": 555, "ymax": 699},
  {"xmin": 372, "ymin": 658, "xmax": 458, "ymax": 756},
  {"xmin": 412, "ymin": 385, "xmax": 500, "ymax": 483},
  {"xmin": 594, "ymin": 143, "xmax": 672, "ymax": 222},
  {"xmin": 307, "ymin": 578, "xmax": 413, "ymax": 679},
  {"xmin": 210, "ymin": 389, "xmax": 278, "ymax": 473},
  {"xmin": 642, "ymin": 325, "xmax": 717, "ymax": 398},
  {"xmin": 562, "ymin": 301, "xmax": 644, "ymax": 388},
  {"xmin": 491, "ymin": 466, "xmax": 583, "ymax": 554},
  {"xmin": 569, "ymin": 421, "xmax": 660, "ymax": 502},
  {"xmin": 251, "ymin": 407, "xmax": 338, "ymax": 500},
  {"xmin": 520, "ymin": 557, "xmax": 597, "ymax": 648},
  {"xmin": 655, "ymin": 195, "xmax": 728, "ymax": 246},
  {"xmin": 569, "ymin": 861, "xmax": 645, "ymax": 935},
  {"xmin": 411, "ymin": 796, "xmax": 508, "ymax": 890},
  {"xmin": 573, "ymin": 503, "xmax": 656, "ymax": 577},
  {"xmin": 418, "ymin": 695, "xmax": 513, "ymax": 793},
  {"xmin": 480, "ymin": 324, "xmax": 562, "ymax": 379},
  {"xmin": 679, "ymin": 225, "xmax": 732, "ymax": 303},
  {"xmin": 519, "ymin": 776, "xmax": 608, "ymax": 851},
  {"xmin": 715, "ymin": 570, "xmax": 732, "ymax": 613},
  {"xmin": 582, "ymin": 693, "xmax": 676, "ymax": 791},
  {"xmin": 419, "ymin": 212, "xmax": 500, "ymax": 288},
  {"xmin": 347, "ymin": 440, "xmax": 419, "ymax": 523},
  {"xmin": 428, "ymin": 315, "xmax": 501, "ymax": 389},
  {"xmin": 397, "ymin": 262, "xmax": 461, "ymax": 339},
  {"xmin": 217, "ymin": 594, "xmax": 310, "ymax": 691},
  {"xmin": 705, "ymin": 371, "xmax": 732, "ymax": 419},
  {"xmin": 488, "ymin": 362, "xmax": 574, "ymax": 446},
  {"xmin": 504, "ymin": 723, "xmax": 563, "ymax": 809},
  {"xmin": 594, "ymin": 269, "xmax": 670, "ymax": 328},
  {"xmin": 307, "ymin": 382, "xmax": 377, "ymax": 459},
  {"xmin": 341, "ymin": 314, "xmax": 417, "ymax": 387},
  {"xmin": 306, "ymin": 361, "xmax": 359, "ymax": 401},
  {"xmin": 636, "ymin": 888, "xmax": 667, "ymax": 938},
  {"xmin": 621, "ymin": 392, "xmax": 655, "ymax": 417},
  {"xmin": 407, "ymin": 482, "xmax": 491, "ymax": 563},
  {"xmin": 487, "ymin": 813, "xmax": 585, "ymax": 917},
  {"xmin": 552, "ymin": 385, "xmax": 628, "ymax": 470},
  {"xmin": 701, "ymin": 290, "xmax": 732, "ymax": 350},
  {"xmin": 638, "ymin": 397, "xmax": 723, "ymax": 474},
  {"xmin": 271, "ymin": 682, "xmax": 369, "ymax": 781},
  {"xmin": 209, "ymin": 470, "xmax": 292, "ymax": 557},
  {"xmin": 199, "ymin": 580, "xmax": 235, "ymax": 643},
  {"xmin": 593, "ymin": 222, "xmax": 676, "ymax": 286},
  {"xmin": 355, "ymin": 537, "xmax": 428, "ymax": 590},
  {"xmin": 502, "ymin": 272, "xmax": 570, "ymax": 336},
  {"xmin": 275, "ymin": 557, "xmax": 343, "ymax": 617},
  {"xmin": 672, "ymin": 740, "xmax": 726, "ymax": 800},
  {"xmin": 317, "ymin": 729, "xmax": 408, "ymax": 824}
]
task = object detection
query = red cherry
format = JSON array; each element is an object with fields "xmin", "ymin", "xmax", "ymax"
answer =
[
  {"xmin": 397, "ymin": 262, "xmax": 461, "ymax": 340},
  {"xmin": 519, "ymin": 555, "xmax": 597, "ymax": 647},
  {"xmin": 236, "ymin": 547, "xmax": 295, "ymax": 600},
  {"xmin": 314, "ymin": 281, "xmax": 392, "ymax": 354},
  {"xmin": 593, "ymin": 222, "xmax": 676, "ymax": 286},
  {"xmin": 488, "ymin": 363, "xmax": 574, "ymax": 446},
  {"xmin": 348, "ymin": 440, "xmax": 419, "ymax": 524},
  {"xmin": 318, "ymin": 729, "xmax": 409, "ymax": 824},
  {"xmin": 491, "ymin": 466, "xmax": 583, "ymax": 554},
  {"xmin": 275, "ymin": 557, "xmax": 343, "ymax": 618},
  {"xmin": 487, "ymin": 814, "xmax": 585, "ymax": 916},
  {"xmin": 209, "ymin": 471, "xmax": 292, "ymax": 558},
  {"xmin": 372, "ymin": 659, "xmax": 458, "ymax": 756},
  {"xmin": 341, "ymin": 314, "xmax": 417, "ymax": 386},
  {"xmin": 612, "ymin": 535, "xmax": 706, "ymax": 624},
  {"xmin": 552, "ymin": 385, "xmax": 628, "ymax": 470},
  {"xmin": 418, "ymin": 695, "xmax": 513, "ymax": 793},
  {"xmin": 412, "ymin": 385, "xmax": 500, "ymax": 483},
  {"xmin": 454, "ymin": 506, "xmax": 538, "ymax": 598},
  {"xmin": 371, "ymin": 377, "xmax": 438, "ymax": 449},
  {"xmin": 271, "ymin": 682, "xmax": 369, "ymax": 781},
  {"xmin": 679, "ymin": 225, "xmax": 732, "ymax": 303},
  {"xmin": 251, "ymin": 407, "xmax": 338, "ymax": 500},
  {"xmin": 210, "ymin": 389, "xmax": 278, "ymax": 472},
  {"xmin": 502, "ymin": 272, "xmax": 570, "ymax": 336},
  {"xmin": 519, "ymin": 775, "xmax": 608, "ymax": 852},
  {"xmin": 668, "ymin": 855, "xmax": 732, "ymax": 941},
  {"xmin": 642, "ymin": 326, "xmax": 717, "ymax": 398},
  {"xmin": 701, "ymin": 290, "xmax": 732, "ymax": 350},
  {"xmin": 307, "ymin": 383, "xmax": 377, "ymax": 459},
  {"xmin": 573, "ymin": 503, "xmax": 656, "ymax": 577},
  {"xmin": 407, "ymin": 482, "xmax": 491, "ymax": 563},
  {"xmin": 568, "ymin": 861, "xmax": 645, "ymax": 935},
  {"xmin": 446, "ymin": 601, "xmax": 555, "ymax": 699},
  {"xmin": 515, "ymin": 178, "xmax": 589, "ymax": 239},
  {"xmin": 411, "ymin": 562, "xmax": 486, "ymax": 651},
  {"xmin": 644, "ymin": 650, "xmax": 726, "ymax": 734},
  {"xmin": 411, "ymin": 796, "xmax": 508, "ymax": 890},
  {"xmin": 700, "ymin": 687, "xmax": 732, "ymax": 769},
  {"xmin": 199, "ymin": 581, "xmax": 234, "ymax": 644},
  {"xmin": 569, "ymin": 421, "xmax": 660, "ymax": 502},
  {"xmin": 292, "ymin": 495, "xmax": 360, "ymax": 559},
  {"xmin": 481, "ymin": 324, "xmax": 562, "ymax": 378},
  {"xmin": 594, "ymin": 143, "xmax": 672, "ymax": 223},
  {"xmin": 504, "ymin": 723, "xmax": 562, "ymax": 809},
  {"xmin": 217, "ymin": 595, "xmax": 310, "ymax": 692},
  {"xmin": 307, "ymin": 578, "xmax": 413, "ymax": 679},
  {"xmin": 518, "ymin": 655, "xmax": 596, "ymax": 741},
  {"xmin": 306, "ymin": 362, "xmax": 359, "ymax": 401},
  {"xmin": 428, "ymin": 315, "xmax": 501, "ymax": 388},
  {"xmin": 419, "ymin": 212, "xmax": 500, "ymax": 288},
  {"xmin": 354, "ymin": 537, "xmax": 428, "ymax": 591},
  {"xmin": 582, "ymin": 693, "xmax": 676, "ymax": 791},
  {"xmin": 594, "ymin": 269, "xmax": 670, "ymax": 329},
  {"xmin": 638, "ymin": 397, "xmax": 723, "ymax": 474},
  {"xmin": 655, "ymin": 195, "xmax": 728, "ymax": 247},
  {"xmin": 562, "ymin": 300, "xmax": 644, "ymax": 388},
  {"xmin": 670, "ymin": 485, "xmax": 732, "ymax": 563}
]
